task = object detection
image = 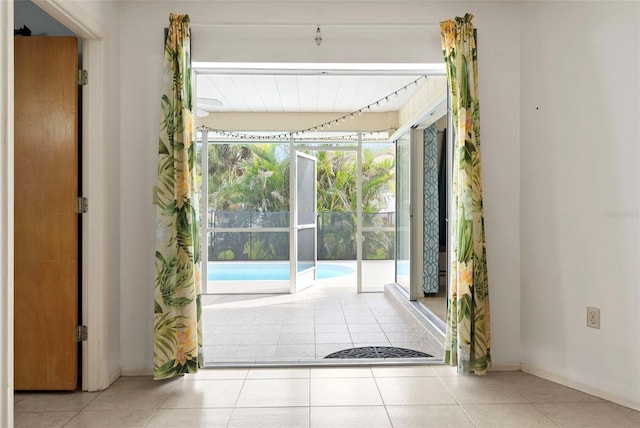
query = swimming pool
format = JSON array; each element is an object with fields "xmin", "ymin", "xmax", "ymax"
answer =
[{"xmin": 207, "ymin": 262, "xmax": 354, "ymax": 281}]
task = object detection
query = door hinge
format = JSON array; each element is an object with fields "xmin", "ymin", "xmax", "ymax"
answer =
[
  {"xmin": 75, "ymin": 197, "xmax": 88, "ymax": 214},
  {"xmin": 78, "ymin": 69, "xmax": 88, "ymax": 86},
  {"xmin": 76, "ymin": 325, "xmax": 88, "ymax": 342}
]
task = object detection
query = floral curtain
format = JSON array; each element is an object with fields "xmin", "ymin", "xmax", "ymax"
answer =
[
  {"xmin": 441, "ymin": 13, "xmax": 491, "ymax": 375},
  {"xmin": 153, "ymin": 13, "xmax": 202, "ymax": 380}
]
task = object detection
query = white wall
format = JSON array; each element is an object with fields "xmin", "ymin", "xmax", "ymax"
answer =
[
  {"xmin": 118, "ymin": 0, "xmax": 522, "ymax": 372},
  {"xmin": 520, "ymin": 1, "xmax": 640, "ymax": 408}
]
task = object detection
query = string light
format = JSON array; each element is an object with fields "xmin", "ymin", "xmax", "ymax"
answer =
[
  {"xmin": 197, "ymin": 129, "xmax": 394, "ymax": 143},
  {"xmin": 198, "ymin": 75, "xmax": 427, "ymax": 141}
]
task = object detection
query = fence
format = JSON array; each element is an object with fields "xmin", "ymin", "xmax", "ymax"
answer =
[{"xmin": 207, "ymin": 211, "xmax": 395, "ymax": 261}]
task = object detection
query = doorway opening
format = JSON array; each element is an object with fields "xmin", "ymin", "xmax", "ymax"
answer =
[{"xmin": 195, "ymin": 66, "xmax": 448, "ymax": 364}]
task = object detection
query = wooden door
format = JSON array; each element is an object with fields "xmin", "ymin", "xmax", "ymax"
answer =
[{"xmin": 14, "ymin": 36, "xmax": 79, "ymax": 390}]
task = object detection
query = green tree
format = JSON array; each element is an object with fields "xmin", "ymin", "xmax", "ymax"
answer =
[{"xmin": 204, "ymin": 143, "xmax": 395, "ymax": 261}]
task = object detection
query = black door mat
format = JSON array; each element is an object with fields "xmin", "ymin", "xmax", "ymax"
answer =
[{"xmin": 324, "ymin": 346, "xmax": 433, "ymax": 359}]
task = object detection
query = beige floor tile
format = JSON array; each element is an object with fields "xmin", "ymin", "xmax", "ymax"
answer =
[
  {"xmin": 350, "ymin": 332, "xmax": 389, "ymax": 343},
  {"xmin": 376, "ymin": 377, "xmax": 456, "ymax": 405},
  {"xmin": 208, "ymin": 334, "xmax": 244, "ymax": 345},
  {"xmin": 606, "ymin": 402, "xmax": 640, "ymax": 424},
  {"xmin": 315, "ymin": 324, "xmax": 349, "ymax": 334},
  {"xmin": 228, "ymin": 407, "xmax": 310, "ymax": 428},
  {"xmin": 279, "ymin": 324, "xmax": 315, "ymax": 334},
  {"xmin": 310, "ymin": 406, "xmax": 391, "ymax": 428},
  {"xmin": 347, "ymin": 323, "xmax": 383, "ymax": 333},
  {"xmin": 374, "ymin": 315, "xmax": 406, "ymax": 324},
  {"xmin": 385, "ymin": 331, "xmax": 422, "ymax": 342},
  {"xmin": 536, "ymin": 402, "xmax": 640, "ymax": 428},
  {"xmin": 204, "ymin": 345, "xmax": 238, "ymax": 360},
  {"xmin": 64, "ymin": 409, "xmax": 157, "ymax": 428},
  {"xmin": 380, "ymin": 323, "xmax": 413, "ymax": 333},
  {"xmin": 233, "ymin": 345, "xmax": 277, "ymax": 358},
  {"xmin": 310, "ymin": 377, "xmax": 383, "ymax": 406},
  {"xmin": 390, "ymin": 341, "xmax": 435, "ymax": 355},
  {"xmin": 161, "ymin": 379, "xmax": 244, "ymax": 408},
  {"xmin": 344, "ymin": 315, "xmax": 378, "ymax": 324},
  {"xmin": 277, "ymin": 332, "xmax": 316, "ymax": 345},
  {"xmin": 316, "ymin": 333, "xmax": 352, "ymax": 344},
  {"xmin": 500, "ymin": 371, "xmax": 604, "ymax": 403},
  {"xmin": 236, "ymin": 379, "xmax": 309, "ymax": 407},
  {"xmin": 371, "ymin": 365, "xmax": 437, "ymax": 377},
  {"xmin": 146, "ymin": 408, "xmax": 233, "ymax": 428},
  {"xmin": 386, "ymin": 404, "xmax": 475, "ymax": 428},
  {"xmin": 184, "ymin": 368, "xmax": 248, "ymax": 380},
  {"xmin": 247, "ymin": 367, "xmax": 310, "ymax": 379},
  {"xmin": 85, "ymin": 379, "xmax": 178, "ymax": 410},
  {"xmin": 432, "ymin": 364, "xmax": 462, "ymax": 377},
  {"xmin": 14, "ymin": 391, "xmax": 99, "ymax": 413},
  {"xmin": 463, "ymin": 403, "xmax": 557, "ymax": 427},
  {"xmin": 275, "ymin": 344, "xmax": 316, "ymax": 358},
  {"xmin": 14, "ymin": 411, "xmax": 78, "ymax": 428},
  {"xmin": 310, "ymin": 367, "xmax": 373, "ymax": 378},
  {"xmin": 439, "ymin": 375, "xmax": 529, "ymax": 404},
  {"xmin": 240, "ymin": 332, "xmax": 280, "ymax": 345}
]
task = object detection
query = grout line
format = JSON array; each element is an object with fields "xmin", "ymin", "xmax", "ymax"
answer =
[{"xmin": 532, "ymin": 402, "xmax": 562, "ymax": 428}]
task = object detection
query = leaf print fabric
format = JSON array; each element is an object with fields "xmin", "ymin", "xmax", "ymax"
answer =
[
  {"xmin": 154, "ymin": 13, "xmax": 202, "ymax": 380},
  {"xmin": 440, "ymin": 13, "xmax": 491, "ymax": 375}
]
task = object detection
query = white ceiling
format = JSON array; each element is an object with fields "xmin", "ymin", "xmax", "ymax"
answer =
[{"xmin": 196, "ymin": 74, "xmax": 425, "ymax": 114}]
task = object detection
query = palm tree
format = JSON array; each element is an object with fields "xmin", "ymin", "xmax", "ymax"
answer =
[{"xmin": 204, "ymin": 142, "xmax": 396, "ymax": 261}]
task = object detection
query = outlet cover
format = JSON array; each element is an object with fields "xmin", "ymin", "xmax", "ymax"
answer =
[{"xmin": 587, "ymin": 307, "xmax": 600, "ymax": 329}]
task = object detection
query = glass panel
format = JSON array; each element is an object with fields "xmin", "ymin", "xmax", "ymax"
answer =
[
  {"xmin": 209, "ymin": 211, "xmax": 289, "ymax": 229},
  {"xmin": 395, "ymin": 133, "xmax": 411, "ymax": 293},
  {"xmin": 296, "ymin": 155, "xmax": 316, "ymax": 225},
  {"xmin": 318, "ymin": 212, "xmax": 356, "ymax": 260},
  {"xmin": 297, "ymin": 228, "xmax": 315, "ymax": 272},
  {"xmin": 363, "ymin": 230, "xmax": 394, "ymax": 260},
  {"xmin": 208, "ymin": 231, "xmax": 289, "ymax": 262},
  {"xmin": 207, "ymin": 142, "xmax": 290, "ymax": 228}
]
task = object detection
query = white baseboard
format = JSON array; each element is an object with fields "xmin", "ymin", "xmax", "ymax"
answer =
[
  {"xmin": 119, "ymin": 368, "xmax": 154, "ymax": 377},
  {"xmin": 489, "ymin": 362, "xmax": 522, "ymax": 371},
  {"xmin": 521, "ymin": 364, "xmax": 640, "ymax": 412}
]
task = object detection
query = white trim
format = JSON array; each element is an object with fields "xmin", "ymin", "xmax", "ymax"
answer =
[
  {"xmin": 30, "ymin": 0, "xmax": 111, "ymax": 392},
  {"xmin": 0, "ymin": 0, "xmax": 14, "ymax": 425},
  {"xmin": 193, "ymin": 62, "xmax": 446, "ymax": 76},
  {"xmin": 522, "ymin": 364, "xmax": 640, "ymax": 412},
  {"xmin": 120, "ymin": 368, "xmax": 154, "ymax": 377},
  {"xmin": 489, "ymin": 362, "xmax": 522, "ymax": 372},
  {"xmin": 32, "ymin": 0, "xmax": 105, "ymax": 40},
  {"xmin": 108, "ymin": 368, "xmax": 121, "ymax": 386}
]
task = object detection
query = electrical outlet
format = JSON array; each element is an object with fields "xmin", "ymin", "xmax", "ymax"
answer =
[{"xmin": 587, "ymin": 307, "xmax": 600, "ymax": 329}]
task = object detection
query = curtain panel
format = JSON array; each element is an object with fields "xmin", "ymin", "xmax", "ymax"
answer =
[
  {"xmin": 153, "ymin": 13, "xmax": 203, "ymax": 380},
  {"xmin": 423, "ymin": 124, "xmax": 440, "ymax": 294},
  {"xmin": 440, "ymin": 13, "xmax": 491, "ymax": 375}
]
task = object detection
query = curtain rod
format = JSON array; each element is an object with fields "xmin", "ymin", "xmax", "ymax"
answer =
[{"xmin": 190, "ymin": 22, "xmax": 440, "ymax": 29}]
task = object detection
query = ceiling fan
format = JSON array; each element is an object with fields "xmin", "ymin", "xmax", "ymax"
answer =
[{"xmin": 196, "ymin": 97, "xmax": 223, "ymax": 117}]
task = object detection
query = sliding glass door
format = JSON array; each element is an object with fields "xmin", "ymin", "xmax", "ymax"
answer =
[{"xmin": 395, "ymin": 132, "xmax": 411, "ymax": 293}]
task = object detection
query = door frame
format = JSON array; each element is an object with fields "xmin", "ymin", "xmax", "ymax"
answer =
[
  {"xmin": 1, "ymin": 1, "xmax": 111, "ymax": 421},
  {"xmin": 36, "ymin": 0, "xmax": 111, "ymax": 393}
]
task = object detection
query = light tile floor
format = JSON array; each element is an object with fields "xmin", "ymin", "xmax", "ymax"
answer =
[
  {"xmin": 202, "ymin": 278, "xmax": 441, "ymax": 363},
  {"xmin": 14, "ymin": 367, "xmax": 640, "ymax": 427}
]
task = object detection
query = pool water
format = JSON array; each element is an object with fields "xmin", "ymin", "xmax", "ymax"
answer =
[{"xmin": 207, "ymin": 262, "xmax": 354, "ymax": 281}]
